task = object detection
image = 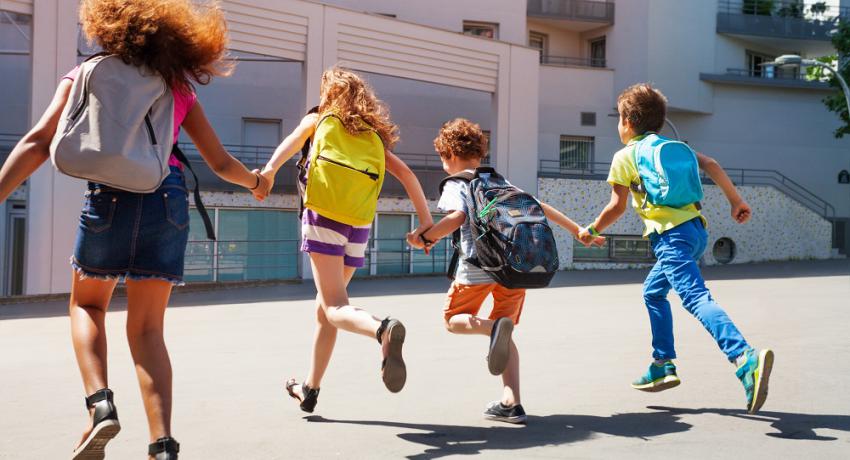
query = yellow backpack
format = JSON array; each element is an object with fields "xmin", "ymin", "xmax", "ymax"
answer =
[{"xmin": 303, "ymin": 113, "xmax": 386, "ymax": 226}]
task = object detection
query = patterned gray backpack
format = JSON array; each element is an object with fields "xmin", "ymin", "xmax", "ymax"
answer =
[{"xmin": 50, "ymin": 54, "xmax": 174, "ymax": 193}]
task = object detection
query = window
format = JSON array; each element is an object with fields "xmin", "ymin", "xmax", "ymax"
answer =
[
  {"xmin": 242, "ymin": 119, "xmax": 282, "ymax": 168},
  {"xmin": 573, "ymin": 235, "xmax": 655, "ymax": 263},
  {"xmin": 482, "ymin": 130, "xmax": 491, "ymax": 165},
  {"xmin": 589, "ymin": 37, "xmax": 606, "ymax": 68},
  {"xmin": 581, "ymin": 112, "xmax": 597, "ymax": 127},
  {"xmin": 746, "ymin": 51, "xmax": 775, "ymax": 78},
  {"xmin": 559, "ymin": 135, "xmax": 594, "ymax": 170},
  {"xmin": 463, "ymin": 21, "xmax": 499, "ymax": 39},
  {"xmin": 184, "ymin": 209, "xmax": 300, "ymax": 282},
  {"xmin": 529, "ymin": 31, "xmax": 548, "ymax": 62},
  {"xmin": 358, "ymin": 213, "xmax": 449, "ymax": 277}
]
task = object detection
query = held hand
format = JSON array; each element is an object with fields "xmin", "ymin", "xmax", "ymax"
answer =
[
  {"xmin": 731, "ymin": 200, "xmax": 752, "ymax": 224},
  {"xmin": 577, "ymin": 228, "xmax": 596, "ymax": 246},
  {"xmin": 590, "ymin": 235, "xmax": 607, "ymax": 247},
  {"xmin": 406, "ymin": 232, "xmax": 425, "ymax": 249},
  {"xmin": 250, "ymin": 169, "xmax": 271, "ymax": 201},
  {"xmin": 409, "ymin": 225, "xmax": 433, "ymax": 255}
]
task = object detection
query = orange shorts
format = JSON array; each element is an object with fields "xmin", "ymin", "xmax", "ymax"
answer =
[{"xmin": 443, "ymin": 282, "xmax": 526, "ymax": 325}]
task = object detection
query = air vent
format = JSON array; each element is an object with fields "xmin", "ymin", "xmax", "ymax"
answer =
[{"xmin": 581, "ymin": 112, "xmax": 596, "ymax": 126}]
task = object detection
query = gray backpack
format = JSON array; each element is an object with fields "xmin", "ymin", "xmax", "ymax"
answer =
[{"xmin": 50, "ymin": 54, "xmax": 175, "ymax": 193}]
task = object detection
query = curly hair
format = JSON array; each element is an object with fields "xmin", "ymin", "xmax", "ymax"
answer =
[
  {"xmin": 80, "ymin": 0, "xmax": 232, "ymax": 92},
  {"xmin": 617, "ymin": 83, "xmax": 668, "ymax": 135},
  {"xmin": 433, "ymin": 118, "xmax": 489, "ymax": 160},
  {"xmin": 319, "ymin": 68, "xmax": 399, "ymax": 149}
]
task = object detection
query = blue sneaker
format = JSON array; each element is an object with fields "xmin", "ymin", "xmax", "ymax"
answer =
[
  {"xmin": 735, "ymin": 348, "xmax": 774, "ymax": 414},
  {"xmin": 631, "ymin": 360, "xmax": 681, "ymax": 392}
]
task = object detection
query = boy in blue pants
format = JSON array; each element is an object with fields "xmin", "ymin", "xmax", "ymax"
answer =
[{"xmin": 579, "ymin": 84, "xmax": 774, "ymax": 414}]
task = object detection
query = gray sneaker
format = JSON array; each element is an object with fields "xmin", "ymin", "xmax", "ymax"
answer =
[
  {"xmin": 487, "ymin": 317, "xmax": 514, "ymax": 376},
  {"xmin": 483, "ymin": 401, "xmax": 527, "ymax": 424}
]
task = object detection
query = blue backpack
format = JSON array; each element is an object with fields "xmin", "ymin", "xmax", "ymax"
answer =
[
  {"xmin": 438, "ymin": 167, "xmax": 559, "ymax": 289},
  {"xmin": 631, "ymin": 133, "xmax": 703, "ymax": 209}
]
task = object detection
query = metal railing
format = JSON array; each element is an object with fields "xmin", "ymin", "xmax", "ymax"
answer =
[
  {"xmin": 719, "ymin": 0, "xmax": 850, "ymax": 19},
  {"xmin": 184, "ymin": 238, "xmax": 301, "ymax": 282},
  {"xmin": 541, "ymin": 55, "xmax": 606, "ymax": 68},
  {"xmin": 183, "ymin": 236, "xmax": 450, "ymax": 282},
  {"xmin": 717, "ymin": 0, "xmax": 845, "ymax": 40},
  {"xmin": 176, "ymin": 142, "xmax": 456, "ymax": 171},
  {"xmin": 527, "ymin": 0, "xmax": 615, "ymax": 23},
  {"xmin": 539, "ymin": 159, "xmax": 836, "ymax": 219}
]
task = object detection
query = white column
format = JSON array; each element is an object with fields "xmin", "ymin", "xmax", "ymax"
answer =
[
  {"xmin": 493, "ymin": 44, "xmax": 540, "ymax": 195},
  {"xmin": 25, "ymin": 0, "xmax": 79, "ymax": 294}
]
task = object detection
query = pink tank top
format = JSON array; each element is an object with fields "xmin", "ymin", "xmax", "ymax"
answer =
[{"xmin": 63, "ymin": 67, "xmax": 197, "ymax": 169}]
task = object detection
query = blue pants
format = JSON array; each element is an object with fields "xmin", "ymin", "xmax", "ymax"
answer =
[{"xmin": 644, "ymin": 218, "xmax": 750, "ymax": 362}]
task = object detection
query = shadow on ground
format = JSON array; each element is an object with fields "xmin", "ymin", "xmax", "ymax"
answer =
[
  {"xmin": 647, "ymin": 406, "xmax": 850, "ymax": 441},
  {"xmin": 304, "ymin": 411, "xmax": 692, "ymax": 459}
]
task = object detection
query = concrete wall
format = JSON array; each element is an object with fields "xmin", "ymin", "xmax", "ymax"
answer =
[
  {"xmin": 670, "ymin": 84, "xmax": 850, "ymax": 218},
  {"xmin": 527, "ymin": 18, "xmax": 583, "ymax": 57},
  {"xmin": 538, "ymin": 178, "xmax": 834, "ymax": 269},
  {"xmin": 537, "ymin": 65, "xmax": 619, "ymax": 163},
  {"xmin": 315, "ymin": 0, "xmax": 527, "ymax": 45}
]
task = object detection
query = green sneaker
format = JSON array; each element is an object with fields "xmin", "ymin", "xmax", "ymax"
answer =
[
  {"xmin": 631, "ymin": 360, "xmax": 681, "ymax": 392},
  {"xmin": 735, "ymin": 348, "xmax": 774, "ymax": 414}
]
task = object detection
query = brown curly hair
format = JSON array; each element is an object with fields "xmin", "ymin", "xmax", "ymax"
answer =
[
  {"xmin": 434, "ymin": 118, "xmax": 489, "ymax": 160},
  {"xmin": 617, "ymin": 83, "xmax": 668, "ymax": 135},
  {"xmin": 319, "ymin": 68, "xmax": 399, "ymax": 149},
  {"xmin": 80, "ymin": 0, "xmax": 232, "ymax": 92}
]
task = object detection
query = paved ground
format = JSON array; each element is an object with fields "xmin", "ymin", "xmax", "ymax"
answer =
[{"xmin": 1, "ymin": 260, "xmax": 849, "ymax": 459}]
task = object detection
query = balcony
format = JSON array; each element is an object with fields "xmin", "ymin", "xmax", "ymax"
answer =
[
  {"xmin": 700, "ymin": 67, "xmax": 831, "ymax": 90},
  {"xmin": 540, "ymin": 54, "xmax": 606, "ymax": 68},
  {"xmin": 178, "ymin": 144, "xmax": 448, "ymax": 200},
  {"xmin": 527, "ymin": 0, "xmax": 614, "ymax": 27},
  {"xmin": 717, "ymin": 0, "xmax": 844, "ymax": 49}
]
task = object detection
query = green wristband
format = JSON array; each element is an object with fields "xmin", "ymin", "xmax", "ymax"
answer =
[{"xmin": 587, "ymin": 225, "xmax": 600, "ymax": 237}]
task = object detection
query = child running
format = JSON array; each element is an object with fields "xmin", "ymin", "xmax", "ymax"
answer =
[
  {"xmin": 408, "ymin": 118, "xmax": 603, "ymax": 424},
  {"xmin": 259, "ymin": 68, "xmax": 433, "ymax": 412},
  {"xmin": 578, "ymin": 83, "xmax": 774, "ymax": 414}
]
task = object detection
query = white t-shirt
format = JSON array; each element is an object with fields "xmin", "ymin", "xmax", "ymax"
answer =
[{"xmin": 437, "ymin": 172, "xmax": 494, "ymax": 285}]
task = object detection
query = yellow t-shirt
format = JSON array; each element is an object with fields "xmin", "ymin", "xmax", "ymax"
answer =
[{"xmin": 607, "ymin": 136, "xmax": 706, "ymax": 237}]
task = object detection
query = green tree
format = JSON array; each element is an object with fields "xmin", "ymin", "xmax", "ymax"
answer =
[{"xmin": 822, "ymin": 21, "xmax": 850, "ymax": 138}]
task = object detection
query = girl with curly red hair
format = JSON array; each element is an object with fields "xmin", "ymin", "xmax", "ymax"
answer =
[{"xmin": 0, "ymin": 1, "xmax": 269, "ymax": 458}]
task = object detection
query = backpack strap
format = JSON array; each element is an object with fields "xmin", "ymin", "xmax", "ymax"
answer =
[
  {"xmin": 438, "ymin": 171, "xmax": 475, "ymax": 280},
  {"xmin": 171, "ymin": 145, "xmax": 216, "ymax": 240},
  {"xmin": 296, "ymin": 106, "xmax": 320, "ymax": 219}
]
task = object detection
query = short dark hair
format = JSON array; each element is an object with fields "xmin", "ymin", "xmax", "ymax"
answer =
[
  {"xmin": 617, "ymin": 83, "xmax": 668, "ymax": 134},
  {"xmin": 434, "ymin": 118, "xmax": 489, "ymax": 160}
]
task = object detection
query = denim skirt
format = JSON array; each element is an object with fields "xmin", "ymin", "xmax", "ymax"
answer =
[{"xmin": 71, "ymin": 166, "xmax": 190, "ymax": 285}]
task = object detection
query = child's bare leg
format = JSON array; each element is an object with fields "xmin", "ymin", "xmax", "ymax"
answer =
[
  {"xmin": 310, "ymin": 253, "xmax": 382, "ymax": 338},
  {"xmin": 500, "ymin": 340, "xmax": 520, "ymax": 406},
  {"xmin": 304, "ymin": 266, "xmax": 357, "ymax": 390},
  {"xmin": 445, "ymin": 313, "xmax": 494, "ymax": 335}
]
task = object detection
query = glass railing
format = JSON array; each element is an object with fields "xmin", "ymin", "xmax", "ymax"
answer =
[
  {"xmin": 717, "ymin": 0, "xmax": 846, "ymax": 40},
  {"xmin": 527, "ymin": 0, "xmax": 615, "ymax": 23}
]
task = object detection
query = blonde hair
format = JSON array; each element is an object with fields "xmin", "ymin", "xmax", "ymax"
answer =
[
  {"xmin": 319, "ymin": 68, "xmax": 399, "ymax": 149},
  {"xmin": 80, "ymin": 0, "xmax": 232, "ymax": 92},
  {"xmin": 434, "ymin": 118, "xmax": 489, "ymax": 160}
]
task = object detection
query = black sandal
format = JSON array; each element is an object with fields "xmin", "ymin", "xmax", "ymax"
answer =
[
  {"xmin": 148, "ymin": 436, "xmax": 180, "ymax": 460},
  {"xmin": 377, "ymin": 317, "xmax": 407, "ymax": 393},
  {"xmin": 285, "ymin": 378, "xmax": 320, "ymax": 413},
  {"xmin": 72, "ymin": 388, "xmax": 121, "ymax": 460}
]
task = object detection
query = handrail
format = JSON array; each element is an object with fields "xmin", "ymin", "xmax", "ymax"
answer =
[
  {"xmin": 541, "ymin": 55, "xmax": 606, "ymax": 68},
  {"xmin": 527, "ymin": 0, "xmax": 615, "ymax": 23},
  {"xmin": 718, "ymin": 0, "xmax": 850, "ymax": 19},
  {"xmin": 176, "ymin": 142, "xmax": 454, "ymax": 170},
  {"xmin": 539, "ymin": 159, "xmax": 836, "ymax": 219}
]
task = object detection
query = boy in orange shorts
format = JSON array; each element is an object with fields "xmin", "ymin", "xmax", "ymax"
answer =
[{"xmin": 408, "ymin": 119, "xmax": 603, "ymax": 424}]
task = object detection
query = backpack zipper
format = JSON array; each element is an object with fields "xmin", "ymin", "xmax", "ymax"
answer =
[
  {"xmin": 144, "ymin": 112, "xmax": 158, "ymax": 145},
  {"xmin": 67, "ymin": 73, "xmax": 91, "ymax": 125},
  {"xmin": 316, "ymin": 155, "xmax": 378, "ymax": 181}
]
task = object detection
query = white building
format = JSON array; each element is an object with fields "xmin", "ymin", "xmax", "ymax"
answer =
[{"xmin": 1, "ymin": 0, "xmax": 848, "ymax": 296}]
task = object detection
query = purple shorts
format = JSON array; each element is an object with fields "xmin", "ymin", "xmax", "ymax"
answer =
[{"xmin": 301, "ymin": 209, "xmax": 371, "ymax": 268}]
